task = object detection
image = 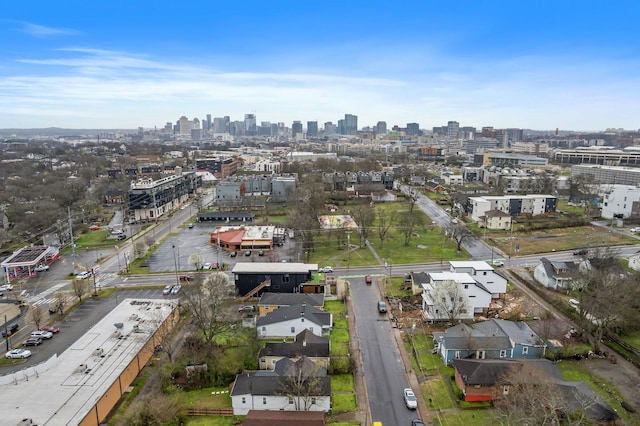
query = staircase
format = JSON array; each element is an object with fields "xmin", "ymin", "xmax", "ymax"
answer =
[{"xmin": 241, "ymin": 279, "xmax": 271, "ymax": 302}]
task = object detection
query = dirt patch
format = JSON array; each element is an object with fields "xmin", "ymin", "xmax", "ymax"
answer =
[{"xmin": 580, "ymin": 357, "xmax": 640, "ymax": 412}]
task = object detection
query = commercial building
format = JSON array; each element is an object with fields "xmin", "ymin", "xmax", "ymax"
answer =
[
  {"xmin": 0, "ymin": 299, "xmax": 178, "ymax": 426},
  {"xmin": 128, "ymin": 170, "xmax": 201, "ymax": 223},
  {"xmin": 553, "ymin": 147, "xmax": 640, "ymax": 166},
  {"xmin": 195, "ymin": 156, "xmax": 238, "ymax": 178}
]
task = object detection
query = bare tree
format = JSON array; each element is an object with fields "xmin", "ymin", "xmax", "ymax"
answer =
[
  {"xmin": 350, "ymin": 202, "xmax": 375, "ymax": 247},
  {"xmin": 188, "ymin": 253, "xmax": 205, "ymax": 270},
  {"xmin": 180, "ymin": 272, "xmax": 230, "ymax": 345},
  {"xmin": 430, "ymin": 280, "xmax": 471, "ymax": 322},
  {"xmin": 397, "ymin": 208, "xmax": 425, "ymax": 246},
  {"xmin": 447, "ymin": 222, "xmax": 476, "ymax": 252},
  {"xmin": 376, "ymin": 210, "xmax": 392, "ymax": 246},
  {"xmin": 279, "ymin": 357, "xmax": 330, "ymax": 411},
  {"xmin": 71, "ymin": 278, "xmax": 90, "ymax": 301},
  {"xmin": 145, "ymin": 303, "xmax": 180, "ymax": 362},
  {"xmin": 132, "ymin": 240, "xmax": 148, "ymax": 260},
  {"xmin": 29, "ymin": 304, "xmax": 45, "ymax": 330},
  {"xmin": 52, "ymin": 291, "xmax": 67, "ymax": 315}
]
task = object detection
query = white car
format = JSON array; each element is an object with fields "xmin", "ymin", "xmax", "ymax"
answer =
[
  {"xmin": 6, "ymin": 349, "xmax": 31, "ymax": 359},
  {"xmin": 171, "ymin": 284, "xmax": 181, "ymax": 295},
  {"xmin": 203, "ymin": 263, "xmax": 212, "ymax": 270},
  {"xmin": 492, "ymin": 260, "xmax": 505, "ymax": 267},
  {"xmin": 0, "ymin": 284, "xmax": 13, "ymax": 291},
  {"xmin": 631, "ymin": 227, "xmax": 640, "ymax": 233},
  {"xmin": 319, "ymin": 266, "xmax": 334, "ymax": 273},
  {"xmin": 162, "ymin": 285, "xmax": 173, "ymax": 295},
  {"xmin": 34, "ymin": 264, "xmax": 50, "ymax": 272},
  {"xmin": 31, "ymin": 330, "xmax": 53, "ymax": 340},
  {"xmin": 404, "ymin": 388, "xmax": 418, "ymax": 409},
  {"xmin": 76, "ymin": 271, "xmax": 92, "ymax": 280}
]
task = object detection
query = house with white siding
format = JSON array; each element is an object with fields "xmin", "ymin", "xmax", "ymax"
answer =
[
  {"xmin": 230, "ymin": 357, "xmax": 331, "ymax": 415},
  {"xmin": 449, "ymin": 261, "xmax": 508, "ymax": 299},
  {"xmin": 420, "ymin": 272, "xmax": 492, "ymax": 322},
  {"xmin": 256, "ymin": 303, "xmax": 332, "ymax": 339}
]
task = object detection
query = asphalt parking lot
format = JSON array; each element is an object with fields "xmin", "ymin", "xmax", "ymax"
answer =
[{"xmin": 145, "ymin": 224, "xmax": 299, "ymax": 273}]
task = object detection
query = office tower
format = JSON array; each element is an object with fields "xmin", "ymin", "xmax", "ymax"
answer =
[
  {"xmin": 447, "ymin": 121, "xmax": 460, "ymax": 139},
  {"xmin": 376, "ymin": 121, "xmax": 387, "ymax": 135},
  {"xmin": 244, "ymin": 113, "xmax": 257, "ymax": 136},
  {"xmin": 164, "ymin": 122, "xmax": 173, "ymax": 132},
  {"xmin": 307, "ymin": 121, "xmax": 318, "ymax": 137},
  {"xmin": 206, "ymin": 114, "xmax": 211, "ymax": 131},
  {"xmin": 178, "ymin": 116, "xmax": 191, "ymax": 135},
  {"xmin": 406, "ymin": 123, "xmax": 420, "ymax": 136},
  {"xmin": 213, "ymin": 117, "xmax": 226, "ymax": 133},
  {"xmin": 337, "ymin": 119, "xmax": 345, "ymax": 135},
  {"xmin": 271, "ymin": 123, "xmax": 278, "ymax": 136},
  {"xmin": 344, "ymin": 114, "xmax": 358, "ymax": 135},
  {"xmin": 258, "ymin": 121, "xmax": 272, "ymax": 136},
  {"xmin": 324, "ymin": 122, "xmax": 336, "ymax": 135},
  {"xmin": 292, "ymin": 121, "xmax": 303, "ymax": 137}
]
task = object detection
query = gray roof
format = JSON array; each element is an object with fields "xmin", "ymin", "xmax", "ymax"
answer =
[
  {"xmin": 258, "ymin": 293, "xmax": 325, "ymax": 308},
  {"xmin": 411, "ymin": 271, "xmax": 429, "ymax": 285},
  {"xmin": 231, "ymin": 370, "xmax": 331, "ymax": 397},
  {"xmin": 539, "ymin": 257, "xmax": 577, "ymax": 280},
  {"xmin": 259, "ymin": 330, "xmax": 329, "ymax": 358},
  {"xmin": 442, "ymin": 323, "xmax": 512, "ymax": 351},
  {"xmin": 274, "ymin": 356, "xmax": 327, "ymax": 377},
  {"xmin": 256, "ymin": 304, "xmax": 331, "ymax": 328},
  {"xmin": 232, "ymin": 262, "xmax": 318, "ymax": 274},
  {"xmin": 478, "ymin": 318, "xmax": 544, "ymax": 346},
  {"xmin": 454, "ymin": 359, "xmax": 520, "ymax": 385}
]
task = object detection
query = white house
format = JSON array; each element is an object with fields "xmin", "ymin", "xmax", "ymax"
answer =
[
  {"xmin": 449, "ymin": 261, "xmax": 508, "ymax": 298},
  {"xmin": 629, "ymin": 251, "xmax": 640, "ymax": 272},
  {"xmin": 600, "ymin": 184, "xmax": 640, "ymax": 219},
  {"xmin": 230, "ymin": 357, "xmax": 331, "ymax": 415},
  {"xmin": 420, "ymin": 272, "xmax": 492, "ymax": 322},
  {"xmin": 256, "ymin": 303, "xmax": 332, "ymax": 339},
  {"xmin": 533, "ymin": 257, "xmax": 589, "ymax": 291}
]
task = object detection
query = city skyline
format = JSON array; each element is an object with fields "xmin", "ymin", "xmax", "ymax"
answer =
[{"xmin": 1, "ymin": 1, "xmax": 639, "ymax": 131}]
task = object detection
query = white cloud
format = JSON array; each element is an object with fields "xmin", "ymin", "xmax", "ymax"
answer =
[{"xmin": 16, "ymin": 22, "xmax": 79, "ymax": 37}]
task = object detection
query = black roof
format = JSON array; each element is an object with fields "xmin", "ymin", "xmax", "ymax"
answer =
[
  {"xmin": 258, "ymin": 293, "xmax": 325, "ymax": 308},
  {"xmin": 259, "ymin": 330, "xmax": 329, "ymax": 359}
]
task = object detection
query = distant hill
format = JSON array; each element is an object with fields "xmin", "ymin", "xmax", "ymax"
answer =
[{"xmin": 0, "ymin": 128, "xmax": 136, "ymax": 138}]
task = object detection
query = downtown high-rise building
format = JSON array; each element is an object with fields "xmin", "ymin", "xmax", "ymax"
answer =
[
  {"xmin": 376, "ymin": 121, "xmax": 387, "ymax": 135},
  {"xmin": 291, "ymin": 121, "xmax": 303, "ymax": 138},
  {"xmin": 244, "ymin": 114, "xmax": 257, "ymax": 136},
  {"xmin": 307, "ymin": 121, "xmax": 318, "ymax": 137},
  {"xmin": 447, "ymin": 121, "xmax": 460, "ymax": 139},
  {"xmin": 213, "ymin": 117, "xmax": 227, "ymax": 133},
  {"xmin": 324, "ymin": 122, "xmax": 336, "ymax": 135},
  {"xmin": 344, "ymin": 114, "xmax": 358, "ymax": 135}
]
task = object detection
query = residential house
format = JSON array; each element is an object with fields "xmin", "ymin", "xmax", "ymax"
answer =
[
  {"xmin": 449, "ymin": 261, "xmax": 507, "ymax": 298},
  {"xmin": 533, "ymin": 257, "xmax": 586, "ymax": 291},
  {"xmin": 230, "ymin": 357, "xmax": 331, "ymax": 415},
  {"xmin": 243, "ymin": 410, "xmax": 324, "ymax": 426},
  {"xmin": 420, "ymin": 272, "xmax": 492, "ymax": 322},
  {"xmin": 452, "ymin": 359, "xmax": 617, "ymax": 421},
  {"xmin": 478, "ymin": 209, "xmax": 512, "ymax": 231},
  {"xmin": 432, "ymin": 319, "xmax": 546, "ymax": 366},
  {"xmin": 259, "ymin": 329, "xmax": 330, "ymax": 370},
  {"xmin": 258, "ymin": 293, "xmax": 325, "ymax": 316},
  {"xmin": 232, "ymin": 263, "xmax": 318, "ymax": 296},
  {"xmin": 256, "ymin": 303, "xmax": 332, "ymax": 339},
  {"xmin": 628, "ymin": 251, "xmax": 640, "ymax": 272}
]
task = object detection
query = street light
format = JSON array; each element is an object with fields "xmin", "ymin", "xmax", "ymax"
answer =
[
  {"xmin": 347, "ymin": 232, "xmax": 351, "ymax": 269},
  {"xmin": 172, "ymin": 244, "xmax": 180, "ymax": 286},
  {"xmin": 115, "ymin": 245, "xmax": 121, "ymax": 272}
]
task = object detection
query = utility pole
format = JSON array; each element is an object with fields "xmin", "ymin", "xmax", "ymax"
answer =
[
  {"xmin": 68, "ymin": 206, "xmax": 77, "ymax": 275},
  {"xmin": 172, "ymin": 244, "xmax": 180, "ymax": 286}
]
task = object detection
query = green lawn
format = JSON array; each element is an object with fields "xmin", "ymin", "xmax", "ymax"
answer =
[
  {"xmin": 331, "ymin": 374, "xmax": 355, "ymax": 392},
  {"xmin": 184, "ymin": 417, "xmax": 242, "ymax": 426},
  {"xmin": 171, "ymin": 387, "xmax": 232, "ymax": 409},
  {"xmin": 332, "ymin": 393, "xmax": 357, "ymax": 413}
]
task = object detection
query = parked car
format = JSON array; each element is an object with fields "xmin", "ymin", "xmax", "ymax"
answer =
[
  {"xmin": 378, "ymin": 301, "xmax": 387, "ymax": 313},
  {"xmin": 573, "ymin": 249, "xmax": 588, "ymax": 256},
  {"xmin": 76, "ymin": 271, "xmax": 92, "ymax": 280},
  {"xmin": 411, "ymin": 419, "xmax": 426, "ymax": 426},
  {"xmin": 171, "ymin": 284, "xmax": 181, "ymax": 295},
  {"xmin": 403, "ymin": 388, "xmax": 418, "ymax": 409},
  {"xmin": 244, "ymin": 250, "xmax": 252, "ymax": 256},
  {"xmin": 41, "ymin": 325, "xmax": 60, "ymax": 333},
  {"xmin": 116, "ymin": 234, "xmax": 127, "ymax": 241},
  {"xmin": 492, "ymin": 260, "xmax": 505, "ymax": 267},
  {"xmin": 34, "ymin": 264, "xmax": 50, "ymax": 272},
  {"xmin": 230, "ymin": 251, "xmax": 238, "ymax": 257},
  {"xmin": 2, "ymin": 323, "xmax": 20, "ymax": 337},
  {"xmin": 258, "ymin": 250, "xmax": 264, "ymax": 256},
  {"xmin": 0, "ymin": 284, "xmax": 13, "ymax": 291},
  {"xmin": 238, "ymin": 305, "xmax": 256, "ymax": 313},
  {"xmin": 179, "ymin": 274, "xmax": 194, "ymax": 281},
  {"xmin": 319, "ymin": 266, "xmax": 334, "ymax": 273},
  {"xmin": 162, "ymin": 285, "xmax": 173, "ymax": 295},
  {"xmin": 203, "ymin": 262, "xmax": 212, "ymax": 270},
  {"xmin": 630, "ymin": 227, "xmax": 640, "ymax": 233},
  {"xmin": 365, "ymin": 275, "xmax": 373, "ymax": 284},
  {"xmin": 6, "ymin": 348, "xmax": 31, "ymax": 359},
  {"xmin": 30, "ymin": 330, "xmax": 53, "ymax": 339},
  {"xmin": 24, "ymin": 337, "xmax": 42, "ymax": 346},
  {"xmin": 188, "ymin": 223, "xmax": 194, "ymax": 229}
]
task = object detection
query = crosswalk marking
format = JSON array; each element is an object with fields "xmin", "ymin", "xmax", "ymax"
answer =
[{"xmin": 32, "ymin": 294, "xmax": 74, "ymax": 307}]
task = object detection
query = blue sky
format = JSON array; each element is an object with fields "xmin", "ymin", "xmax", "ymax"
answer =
[{"xmin": 1, "ymin": 1, "xmax": 639, "ymax": 131}]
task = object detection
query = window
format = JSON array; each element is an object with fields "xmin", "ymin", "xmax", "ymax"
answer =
[
  {"xmin": 283, "ymin": 274, "xmax": 290, "ymax": 283},
  {"xmin": 464, "ymin": 284, "xmax": 469, "ymax": 289},
  {"xmin": 289, "ymin": 397, "xmax": 294, "ymax": 404},
  {"xmin": 522, "ymin": 346, "xmax": 529, "ymax": 355},
  {"xmin": 455, "ymin": 351, "xmax": 460, "ymax": 359},
  {"xmin": 301, "ymin": 318, "xmax": 305, "ymax": 322},
  {"xmin": 261, "ymin": 326, "xmax": 266, "ymax": 332},
  {"xmin": 242, "ymin": 397, "xmax": 246, "ymax": 404},
  {"xmin": 308, "ymin": 327, "xmax": 313, "ymax": 333},
  {"xmin": 503, "ymin": 385, "xmax": 509, "ymax": 395},
  {"xmin": 311, "ymin": 397, "xmax": 317, "ymax": 405},
  {"xmin": 291, "ymin": 327, "xmax": 295, "ymax": 333},
  {"xmin": 263, "ymin": 397, "xmax": 267, "ymax": 405},
  {"xmin": 260, "ymin": 357, "xmax": 266, "ymax": 363},
  {"xmin": 500, "ymin": 350, "xmax": 507, "ymax": 358}
]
